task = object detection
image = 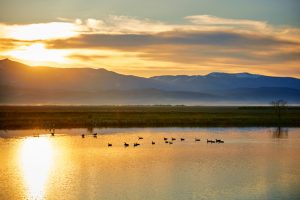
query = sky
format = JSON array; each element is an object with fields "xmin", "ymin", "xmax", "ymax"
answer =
[{"xmin": 0, "ymin": 0, "xmax": 299, "ymax": 77}]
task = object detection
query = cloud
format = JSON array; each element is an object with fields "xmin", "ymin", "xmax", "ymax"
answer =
[
  {"xmin": 0, "ymin": 22, "xmax": 80, "ymax": 40},
  {"xmin": 1, "ymin": 15, "xmax": 300, "ymax": 77}
]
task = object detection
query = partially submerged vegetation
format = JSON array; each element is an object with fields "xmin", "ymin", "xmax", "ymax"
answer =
[{"xmin": 0, "ymin": 105, "xmax": 300, "ymax": 130}]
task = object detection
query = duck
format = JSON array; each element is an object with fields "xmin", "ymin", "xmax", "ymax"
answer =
[
  {"xmin": 108, "ymin": 143, "xmax": 112, "ymax": 147},
  {"xmin": 180, "ymin": 138, "xmax": 185, "ymax": 141},
  {"xmin": 171, "ymin": 137, "xmax": 176, "ymax": 141},
  {"xmin": 152, "ymin": 141, "xmax": 155, "ymax": 145},
  {"xmin": 93, "ymin": 133, "xmax": 97, "ymax": 138},
  {"xmin": 138, "ymin": 136, "xmax": 143, "ymax": 140},
  {"xmin": 164, "ymin": 137, "xmax": 168, "ymax": 140},
  {"xmin": 124, "ymin": 142, "xmax": 129, "ymax": 147},
  {"xmin": 165, "ymin": 141, "xmax": 169, "ymax": 144},
  {"xmin": 81, "ymin": 134, "xmax": 85, "ymax": 138},
  {"xmin": 195, "ymin": 138, "xmax": 200, "ymax": 141}
]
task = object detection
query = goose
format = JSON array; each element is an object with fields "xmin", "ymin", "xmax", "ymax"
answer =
[
  {"xmin": 207, "ymin": 139, "xmax": 214, "ymax": 143},
  {"xmin": 216, "ymin": 139, "xmax": 224, "ymax": 143},
  {"xmin": 108, "ymin": 143, "xmax": 112, "ymax": 147},
  {"xmin": 134, "ymin": 143, "xmax": 140, "ymax": 147}
]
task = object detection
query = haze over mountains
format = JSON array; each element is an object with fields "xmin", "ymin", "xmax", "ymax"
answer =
[{"xmin": 1, "ymin": 59, "xmax": 299, "ymax": 105}]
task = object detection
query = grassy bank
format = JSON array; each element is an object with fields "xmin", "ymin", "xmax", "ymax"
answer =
[{"xmin": 0, "ymin": 105, "xmax": 300, "ymax": 130}]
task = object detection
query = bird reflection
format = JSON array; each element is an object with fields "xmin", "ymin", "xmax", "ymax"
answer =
[{"xmin": 272, "ymin": 127, "xmax": 288, "ymax": 138}]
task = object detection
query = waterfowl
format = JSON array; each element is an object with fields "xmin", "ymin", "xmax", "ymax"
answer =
[
  {"xmin": 207, "ymin": 139, "xmax": 214, "ymax": 143},
  {"xmin": 134, "ymin": 143, "xmax": 140, "ymax": 147},
  {"xmin": 138, "ymin": 136, "xmax": 143, "ymax": 140},
  {"xmin": 93, "ymin": 133, "xmax": 97, "ymax": 138},
  {"xmin": 180, "ymin": 138, "xmax": 185, "ymax": 141},
  {"xmin": 152, "ymin": 141, "xmax": 155, "ymax": 145},
  {"xmin": 216, "ymin": 139, "xmax": 224, "ymax": 143},
  {"xmin": 169, "ymin": 141, "xmax": 173, "ymax": 144},
  {"xmin": 165, "ymin": 141, "xmax": 169, "ymax": 144},
  {"xmin": 124, "ymin": 142, "xmax": 129, "ymax": 147},
  {"xmin": 171, "ymin": 137, "xmax": 176, "ymax": 141},
  {"xmin": 195, "ymin": 138, "xmax": 200, "ymax": 141},
  {"xmin": 164, "ymin": 137, "xmax": 168, "ymax": 140},
  {"xmin": 51, "ymin": 132, "xmax": 55, "ymax": 136},
  {"xmin": 81, "ymin": 134, "xmax": 85, "ymax": 138},
  {"xmin": 108, "ymin": 143, "xmax": 112, "ymax": 147}
]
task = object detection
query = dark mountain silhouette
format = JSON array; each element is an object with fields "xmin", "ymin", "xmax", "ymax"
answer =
[{"xmin": 1, "ymin": 59, "xmax": 299, "ymax": 105}]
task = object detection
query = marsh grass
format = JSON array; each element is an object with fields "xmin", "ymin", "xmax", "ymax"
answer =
[{"xmin": 1, "ymin": 105, "xmax": 299, "ymax": 129}]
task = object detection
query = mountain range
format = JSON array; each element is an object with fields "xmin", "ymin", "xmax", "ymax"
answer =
[{"xmin": 1, "ymin": 59, "xmax": 299, "ymax": 105}]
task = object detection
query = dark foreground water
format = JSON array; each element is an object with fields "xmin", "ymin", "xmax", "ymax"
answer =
[{"xmin": 0, "ymin": 128, "xmax": 299, "ymax": 200}]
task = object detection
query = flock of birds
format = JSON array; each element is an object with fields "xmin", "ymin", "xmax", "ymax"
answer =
[{"xmin": 50, "ymin": 131, "xmax": 225, "ymax": 147}]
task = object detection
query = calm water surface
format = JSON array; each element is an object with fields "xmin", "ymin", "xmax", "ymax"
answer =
[{"xmin": 0, "ymin": 128, "xmax": 299, "ymax": 200}]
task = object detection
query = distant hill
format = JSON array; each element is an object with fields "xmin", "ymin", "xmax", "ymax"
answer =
[{"xmin": 1, "ymin": 59, "xmax": 299, "ymax": 105}]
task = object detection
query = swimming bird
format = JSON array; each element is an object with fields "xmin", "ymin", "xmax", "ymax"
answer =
[
  {"xmin": 108, "ymin": 143, "xmax": 112, "ymax": 147},
  {"xmin": 164, "ymin": 137, "xmax": 168, "ymax": 140},
  {"xmin": 124, "ymin": 142, "xmax": 129, "ymax": 147},
  {"xmin": 51, "ymin": 132, "xmax": 55, "ymax": 136},
  {"xmin": 216, "ymin": 139, "xmax": 224, "ymax": 143},
  {"xmin": 207, "ymin": 139, "xmax": 214, "ymax": 143},
  {"xmin": 169, "ymin": 141, "xmax": 173, "ymax": 144},
  {"xmin": 138, "ymin": 136, "xmax": 143, "ymax": 140},
  {"xmin": 134, "ymin": 143, "xmax": 140, "ymax": 147},
  {"xmin": 180, "ymin": 138, "xmax": 185, "ymax": 141},
  {"xmin": 165, "ymin": 141, "xmax": 169, "ymax": 144},
  {"xmin": 171, "ymin": 137, "xmax": 176, "ymax": 141},
  {"xmin": 195, "ymin": 138, "xmax": 200, "ymax": 141},
  {"xmin": 152, "ymin": 141, "xmax": 155, "ymax": 145},
  {"xmin": 81, "ymin": 134, "xmax": 85, "ymax": 138},
  {"xmin": 93, "ymin": 133, "xmax": 97, "ymax": 138}
]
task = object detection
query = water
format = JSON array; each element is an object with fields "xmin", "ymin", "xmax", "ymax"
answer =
[{"xmin": 0, "ymin": 128, "xmax": 300, "ymax": 200}]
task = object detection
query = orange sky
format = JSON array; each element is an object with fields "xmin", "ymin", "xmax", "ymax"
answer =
[{"xmin": 0, "ymin": 15, "xmax": 300, "ymax": 77}]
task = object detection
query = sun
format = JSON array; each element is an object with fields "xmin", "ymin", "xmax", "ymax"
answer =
[{"xmin": 5, "ymin": 43, "xmax": 69, "ymax": 66}]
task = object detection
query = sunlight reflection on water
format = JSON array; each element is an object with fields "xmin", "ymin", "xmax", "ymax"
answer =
[
  {"xmin": 19, "ymin": 137, "xmax": 53, "ymax": 200},
  {"xmin": 0, "ymin": 128, "xmax": 299, "ymax": 200}
]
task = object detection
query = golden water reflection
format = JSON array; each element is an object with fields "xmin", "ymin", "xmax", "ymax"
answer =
[{"xmin": 19, "ymin": 137, "xmax": 53, "ymax": 200}]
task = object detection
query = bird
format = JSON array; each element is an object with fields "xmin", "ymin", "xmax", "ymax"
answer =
[
  {"xmin": 51, "ymin": 132, "xmax": 55, "ymax": 136},
  {"xmin": 108, "ymin": 143, "xmax": 112, "ymax": 147},
  {"xmin": 152, "ymin": 141, "xmax": 155, "ymax": 145},
  {"xmin": 134, "ymin": 143, "xmax": 140, "ymax": 147},
  {"xmin": 138, "ymin": 136, "xmax": 143, "ymax": 140},
  {"xmin": 207, "ymin": 139, "xmax": 215, "ymax": 144},
  {"xmin": 180, "ymin": 138, "xmax": 185, "ymax": 141},
  {"xmin": 169, "ymin": 141, "xmax": 173, "ymax": 144},
  {"xmin": 165, "ymin": 141, "xmax": 169, "ymax": 144},
  {"xmin": 164, "ymin": 137, "xmax": 168, "ymax": 140},
  {"xmin": 124, "ymin": 142, "xmax": 129, "ymax": 147},
  {"xmin": 171, "ymin": 137, "xmax": 176, "ymax": 141},
  {"xmin": 93, "ymin": 133, "xmax": 97, "ymax": 138},
  {"xmin": 216, "ymin": 139, "xmax": 224, "ymax": 143},
  {"xmin": 81, "ymin": 134, "xmax": 85, "ymax": 138},
  {"xmin": 195, "ymin": 138, "xmax": 200, "ymax": 141}
]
